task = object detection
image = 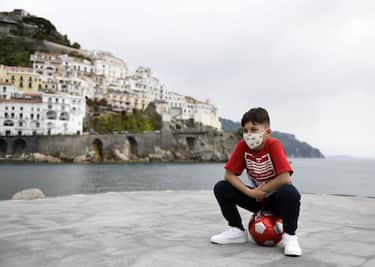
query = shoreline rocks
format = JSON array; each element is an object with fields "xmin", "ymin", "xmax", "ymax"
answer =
[{"xmin": 12, "ymin": 188, "xmax": 45, "ymax": 200}]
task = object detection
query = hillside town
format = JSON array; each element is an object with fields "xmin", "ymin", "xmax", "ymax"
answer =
[{"xmin": 0, "ymin": 9, "xmax": 221, "ymax": 137}]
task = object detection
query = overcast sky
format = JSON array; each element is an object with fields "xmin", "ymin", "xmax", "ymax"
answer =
[{"xmin": 2, "ymin": 0, "xmax": 375, "ymax": 158}]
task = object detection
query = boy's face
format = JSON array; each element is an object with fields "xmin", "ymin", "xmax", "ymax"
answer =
[{"xmin": 242, "ymin": 121, "xmax": 271, "ymax": 150}]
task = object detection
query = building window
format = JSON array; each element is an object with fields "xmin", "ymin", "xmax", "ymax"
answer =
[
  {"xmin": 59, "ymin": 112, "xmax": 69, "ymax": 121},
  {"xmin": 3, "ymin": 120, "xmax": 14, "ymax": 126},
  {"xmin": 5, "ymin": 112, "xmax": 8, "ymax": 118},
  {"xmin": 20, "ymin": 107, "xmax": 23, "ymax": 111},
  {"xmin": 20, "ymin": 113, "xmax": 23, "ymax": 119},
  {"xmin": 11, "ymin": 113, "xmax": 14, "ymax": 118},
  {"xmin": 46, "ymin": 110, "xmax": 57, "ymax": 120},
  {"xmin": 20, "ymin": 82, "xmax": 23, "ymax": 88},
  {"xmin": 2, "ymin": 87, "xmax": 5, "ymax": 92},
  {"xmin": 37, "ymin": 114, "xmax": 40, "ymax": 119},
  {"xmin": 31, "ymin": 114, "xmax": 34, "ymax": 119}
]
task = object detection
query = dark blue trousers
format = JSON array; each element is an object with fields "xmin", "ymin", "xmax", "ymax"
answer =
[{"xmin": 213, "ymin": 180, "xmax": 301, "ymax": 235}]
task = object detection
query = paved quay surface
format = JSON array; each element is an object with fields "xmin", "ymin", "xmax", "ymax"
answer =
[{"xmin": 0, "ymin": 190, "xmax": 375, "ymax": 267}]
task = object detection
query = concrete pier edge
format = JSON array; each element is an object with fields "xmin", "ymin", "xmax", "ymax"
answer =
[{"xmin": 0, "ymin": 190, "xmax": 374, "ymax": 266}]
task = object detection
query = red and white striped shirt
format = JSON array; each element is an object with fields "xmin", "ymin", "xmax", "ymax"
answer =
[{"xmin": 225, "ymin": 138, "xmax": 293, "ymax": 187}]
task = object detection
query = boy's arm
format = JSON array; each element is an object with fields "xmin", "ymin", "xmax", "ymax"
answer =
[
  {"xmin": 225, "ymin": 169, "xmax": 266, "ymax": 201},
  {"xmin": 259, "ymin": 172, "xmax": 291, "ymax": 194}
]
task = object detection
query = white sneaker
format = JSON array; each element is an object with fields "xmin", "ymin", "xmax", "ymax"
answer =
[
  {"xmin": 210, "ymin": 226, "xmax": 248, "ymax": 244},
  {"xmin": 282, "ymin": 233, "xmax": 302, "ymax": 256}
]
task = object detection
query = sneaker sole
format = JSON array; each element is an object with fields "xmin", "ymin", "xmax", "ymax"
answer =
[
  {"xmin": 284, "ymin": 251, "xmax": 302, "ymax": 257},
  {"xmin": 285, "ymin": 253, "xmax": 302, "ymax": 257},
  {"xmin": 210, "ymin": 238, "xmax": 248, "ymax": 245}
]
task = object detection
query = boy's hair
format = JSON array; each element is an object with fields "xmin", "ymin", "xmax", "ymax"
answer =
[{"xmin": 241, "ymin": 107, "xmax": 270, "ymax": 127}]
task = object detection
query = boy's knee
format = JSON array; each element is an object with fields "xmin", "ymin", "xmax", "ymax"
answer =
[
  {"xmin": 213, "ymin": 180, "xmax": 231, "ymax": 197},
  {"xmin": 278, "ymin": 184, "xmax": 301, "ymax": 202}
]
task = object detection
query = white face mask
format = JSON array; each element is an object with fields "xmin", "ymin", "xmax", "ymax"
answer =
[{"xmin": 243, "ymin": 131, "xmax": 265, "ymax": 149}]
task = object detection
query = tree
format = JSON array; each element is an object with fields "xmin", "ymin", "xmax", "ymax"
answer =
[{"xmin": 72, "ymin": 42, "xmax": 81, "ymax": 49}]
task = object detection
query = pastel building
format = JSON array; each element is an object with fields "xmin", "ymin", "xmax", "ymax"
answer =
[
  {"xmin": 107, "ymin": 89, "xmax": 153, "ymax": 113},
  {"xmin": 0, "ymin": 65, "xmax": 41, "ymax": 93}
]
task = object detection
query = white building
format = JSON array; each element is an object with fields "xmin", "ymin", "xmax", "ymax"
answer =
[
  {"xmin": 156, "ymin": 94, "xmax": 221, "ymax": 129},
  {"xmin": 185, "ymin": 97, "xmax": 221, "ymax": 130},
  {"xmin": 31, "ymin": 52, "xmax": 63, "ymax": 77},
  {"xmin": 0, "ymin": 87, "xmax": 85, "ymax": 136},
  {"xmin": 0, "ymin": 81, "xmax": 15, "ymax": 100},
  {"xmin": 59, "ymin": 54, "xmax": 93, "ymax": 77},
  {"xmin": 42, "ymin": 93, "xmax": 85, "ymax": 135},
  {"xmin": 31, "ymin": 52, "xmax": 94, "ymax": 77},
  {"xmin": 56, "ymin": 76, "xmax": 95, "ymax": 98},
  {"xmin": 91, "ymin": 51, "xmax": 128, "ymax": 80},
  {"xmin": 28, "ymin": 51, "xmax": 222, "ymax": 130},
  {"xmin": 111, "ymin": 66, "xmax": 222, "ymax": 129},
  {"xmin": 132, "ymin": 66, "xmax": 166, "ymax": 100}
]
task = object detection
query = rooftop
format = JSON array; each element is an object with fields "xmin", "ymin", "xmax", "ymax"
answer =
[{"xmin": 0, "ymin": 94, "xmax": 42, "ymax": 104}]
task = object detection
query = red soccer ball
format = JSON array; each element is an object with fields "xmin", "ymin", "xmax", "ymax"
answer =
[{"xmin": 249, "ymin": 210, "xmax": 284, "ymax": 246}]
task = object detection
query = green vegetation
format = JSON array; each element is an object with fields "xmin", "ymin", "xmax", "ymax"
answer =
[
  {"xmin": 72, "ymin": 42, "xmax": 81, "ymax": 49},
  {"xmin": 92, "ymin": 111, "xmax": 152, "ymax": 133},
  {"xmin": 92, "ymin": 110, "xmax": 160, "ymax": 133},
  {"xmin": 143, "ymin": 102, "xmax": 163, "ymax": 130},
  {"xmin": 0, "ymin": 14, "xmax": 82, "ymax": 67},
  {"xmin": 86, "ymin": 100, "xmax": 162, "ymax": 133},
  {"xmin": 21, "ymin": 16, "xmax": 80, "ymax": 48},
  {"xmin": 0, "ymin": 37, "xmax": 34, "ymax": 66}
]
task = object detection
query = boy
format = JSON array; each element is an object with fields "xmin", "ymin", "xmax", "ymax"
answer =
[{"xmin": 210, "ymin": 107, "xmax": 302, "ymax": 256}]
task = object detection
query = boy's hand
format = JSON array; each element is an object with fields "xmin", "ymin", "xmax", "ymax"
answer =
[{"xmin": 251, "ymin": 184, "xmax": 267, "ymax": 202}]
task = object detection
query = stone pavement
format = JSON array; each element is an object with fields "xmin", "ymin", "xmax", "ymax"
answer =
[{"xmin": 0, "ymin": 191, "xmax": 374, "ymax": 267}]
